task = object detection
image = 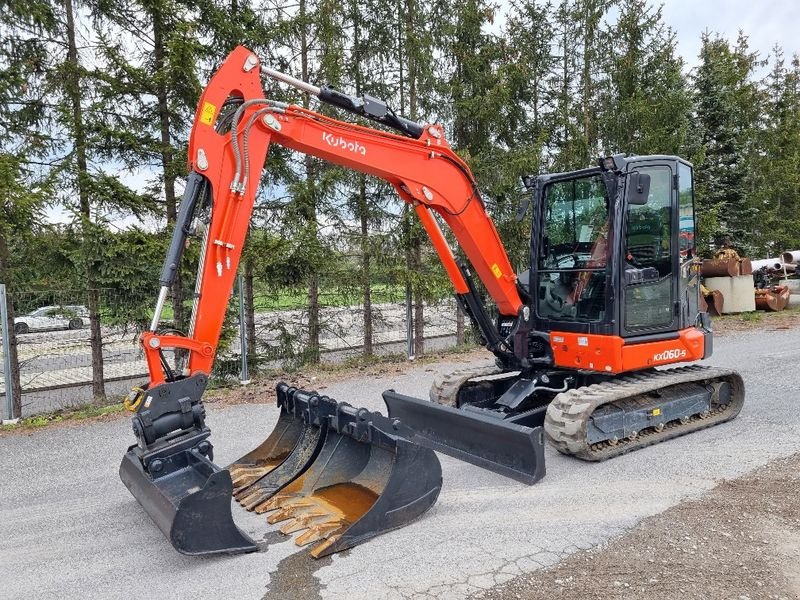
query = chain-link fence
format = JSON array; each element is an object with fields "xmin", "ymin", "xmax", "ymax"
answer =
[{"xmin": 0, "ymin": 278, "xmax": 472, "ymax": 418}]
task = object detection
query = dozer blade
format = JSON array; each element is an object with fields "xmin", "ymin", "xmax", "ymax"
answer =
[
  {"xmin": 241, "ymin": 384, "xmax": 442, "ymax": 558},
  {"xmin": 383, "ymin": 390, "xmax": 546, "ymax": 485},
  {"xmin": 119, "ymin": 431, "xmax": 257, "ymax": 556}
]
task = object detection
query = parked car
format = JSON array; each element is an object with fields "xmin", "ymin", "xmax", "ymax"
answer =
[{"xmin": 14, "ymin": 305, "xmax": 89, "ymax": 334}]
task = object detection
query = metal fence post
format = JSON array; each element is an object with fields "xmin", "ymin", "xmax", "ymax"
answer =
[
  {"xmin": 238, "ymin": 275, "xmax": 250, "ymax": 385},
  {"xmin": 0, "ymin": 284, "xmax": 14, "ymax": 420},
  {"xmin": 405, "ymin": 283, "xmax": 414, "ymax": 360}
]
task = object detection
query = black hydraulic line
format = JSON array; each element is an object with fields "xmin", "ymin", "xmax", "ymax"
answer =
[{"xmin": 454, "ymin": 260, "xmax": 505, "ymax": 353}]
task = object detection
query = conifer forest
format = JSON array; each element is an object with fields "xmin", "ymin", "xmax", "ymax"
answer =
[{"xmin": 2, "ymin": 0, "xmax": 799, "ymax": 391}]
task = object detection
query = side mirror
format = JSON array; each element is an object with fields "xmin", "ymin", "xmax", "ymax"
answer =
[{"xmin": 626, "ymin": 172, "xmax": 650, "ymax": 205}]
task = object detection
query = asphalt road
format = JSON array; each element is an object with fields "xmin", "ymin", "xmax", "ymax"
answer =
[{"xmin": 1, "ymin": 325, "xmax": 797, "ymax": 599}]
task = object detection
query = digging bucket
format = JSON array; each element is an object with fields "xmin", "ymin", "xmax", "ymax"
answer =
[
  {"xmin": 119, "ymin": 374, "xmax": 258, "ymax": 556},
  {"xmin": 228, "ymin": 385, "xmax": 324, "ymax": 496},
  {"xmin": 120, "ymin": 434, "xmax": 258, "ymax": 556},
  {"xmin": 230, "ymin": 384, "xmax": 333, "ymax": 512},
  {"xmin": 250, "ymin": 384, "xmax": 442, "ymax": 558},
  {"xmin": 383, "ymin": 390, "xmax": 546, "ymax": 485}
]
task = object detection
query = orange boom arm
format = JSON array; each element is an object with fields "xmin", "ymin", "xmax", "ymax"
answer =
[{"xmin": 143, "ymin": 46, "xmax": 523, "ymax": 384}]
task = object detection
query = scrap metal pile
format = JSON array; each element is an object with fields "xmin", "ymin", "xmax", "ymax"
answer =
[{"xmin": 701, "ymin": 249, "xmax": 799, "ymax": 315}]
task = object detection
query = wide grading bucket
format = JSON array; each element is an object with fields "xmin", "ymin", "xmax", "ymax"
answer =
[{"xmin": 228, "ymin": 384, "xmax": 443, "ymax": 558}]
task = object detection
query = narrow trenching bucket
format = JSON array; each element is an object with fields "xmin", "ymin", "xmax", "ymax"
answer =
[
  {"xmin": 229, "ymin": 384, "xmax": 334, "ymax": 512},
  {"xmin": 232, "ymin": 384, "xmax": 443, "ymax": 558},
  {"xmin": 119, "ymin": 374, "xmax": 258, "ymax": 556},
  {"xmin": 228, "ymin": 389, "xmax": 318, "ymax": 494},
  {"xmin": 120, "ymin": 434, "xmax": 258, "ymax": 556}
]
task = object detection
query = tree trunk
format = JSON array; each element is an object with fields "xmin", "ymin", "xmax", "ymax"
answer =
[
  {"xmin": 0, "ymin": 234, "xmax": 22, "ymax": 418},
  {"xmin": 307, "ymin": 274, "xmax": 320, "ymax": 363},
  {"xmin": 359, "ymin": 176, "xmax": 373, "ymax": 356},
  {"xmin": 300, "ymin": 0, "xmax": 320, "ymax": 364},
  {"xmin": 151, "ymin": 5, "xmax": 184, "ymax": 336},
  {"xmin": 405, "ymin": 0, "xmax": 424, "ymax": 357},
  {"xmin": 413, "ymin": 241, "xmax": 424, "ymax": 356},
  {"xmin": 351, "ymin": 6, "xmax": 373, "ymax": 357},
  {"xmin": 65, "ymin": 0, "xmax": 105, "ymax": 401}
]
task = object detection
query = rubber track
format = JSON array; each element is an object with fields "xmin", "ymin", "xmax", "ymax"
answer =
[
  {"xmin": 544, "ymin": 365, "xmax": 745, "ymax": 461},
  {"xmin": 429, "ymin": 363, "xmax": 506, "ymax": 406}
]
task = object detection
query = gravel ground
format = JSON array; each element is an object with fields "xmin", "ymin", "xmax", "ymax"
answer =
[
  {"xmin": 482, "ymin": 453, "xmax": 800, "ymax": 600},
  {"xmin": 1, "ymin": 325, "xmax": 799, "ymax": 599}
]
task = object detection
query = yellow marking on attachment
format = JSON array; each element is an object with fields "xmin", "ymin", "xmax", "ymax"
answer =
[
  {"xmin": 200, "ymin": 101, "xmax": 217, "ymax": 126},
  {"xmin": 651, "ymin": 408, "xmax": 662, "ymax": 417},
  {"xmin": 491, "ymin": 263, "xmax": 502, "ymax": 279}
]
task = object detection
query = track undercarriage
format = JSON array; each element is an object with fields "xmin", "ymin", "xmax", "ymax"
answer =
[{"xmin": 430, "ymin": 363, "xmax": 745, "ymax": 461}]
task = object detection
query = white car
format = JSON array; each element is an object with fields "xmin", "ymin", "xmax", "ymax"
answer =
[{"xmin": 14, "ymin": 305, "xmax": 89, "ymax": 335}]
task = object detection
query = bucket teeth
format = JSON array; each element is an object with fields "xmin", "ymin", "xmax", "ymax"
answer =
[
  {"xmin": 295, "ymin": 520, "xmax": 347, "ymax": 547},
  {"xmin": 230, "ymin": 465, "xmax": 277, "ymax": 490},
  {"xmin": 239, "ymin": 490, "xmax": 280, "ymax": 513},
  {"xmin": 265, "ymin": 498, "xmax": 316, "ymax": 524},
  {"xmin": 278, "ymin": 511, "xmax": 329, "ymax": 534},
  {"xmin": 310, "ymin": 535, "xmax": 343, "ymax": 559}
]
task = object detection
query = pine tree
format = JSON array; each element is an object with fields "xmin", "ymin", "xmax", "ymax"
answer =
[
  {"xmin": 93, "ymin": 0, "xmax": 203, "ymax": 336},
  {"xmin": 691, "ymin": 33, "xmax": 762, "ymax": 253},
  {"xmin": 750, "ymin": 49, "xmax": 800, "ymax": 255},
  {"xmin": 599, "ymin": 0, "xmax": 690, "ymax": 156},
  {"xmin": 0, "ymin": 0, "xmax": 58, "ymax": 415}
]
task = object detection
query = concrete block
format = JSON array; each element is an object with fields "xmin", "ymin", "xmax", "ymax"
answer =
[{"xmin": 704, "ymin": 275, "xmax": 756, "ymax": 313}]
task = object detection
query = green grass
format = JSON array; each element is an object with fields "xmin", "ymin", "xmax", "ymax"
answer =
[
  {"xmin": 1, "ymin": 402, "xmax": 126, "ymax": 433},
  {"xmin": 738, "ymin": 311, "xmax": 762, "ymax": 322},
  {"xmin": 150, "ymin": 283, "xmax": 416, "ymax": 322}
]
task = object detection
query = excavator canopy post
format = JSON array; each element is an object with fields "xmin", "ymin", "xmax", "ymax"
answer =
[{"xmin": 230, "ymin": 384, "xmax": 443, "ymax": 558}]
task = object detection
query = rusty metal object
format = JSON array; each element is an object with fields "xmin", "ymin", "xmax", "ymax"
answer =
[
  {"xmin": 701, "ymin": 259, "xmax": 738, "ymax": 277},
  {"xmin": 229, "ymin": 384, "xmax": 442, "ymax": 558},
  {"xmin": 755, "ymin": 286, "xmax": 790, "ymax": 312},
  {"xmin": 704, "ymin": 290, "xmax": 724, "ymax": 317},
  {"xmin": 738, "ymin": 258, "xmax": 752, "ymax": 276}
]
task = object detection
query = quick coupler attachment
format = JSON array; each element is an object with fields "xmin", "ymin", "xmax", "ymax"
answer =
[
  {"xmin": 229, "ymin": 383, "xmax": 443, "ymax": 558},
  {"xmin": 119, "ymin": 374, "xmax": 257, "ymax": 555},
  {"xmin": 383, "ymin": 390, "xmax": 546, "ymax": 485}
]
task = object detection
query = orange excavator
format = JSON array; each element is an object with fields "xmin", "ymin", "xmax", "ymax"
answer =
[{"xmin": 120, "ymin": 46, "xmax": 744, "ymax": 558}]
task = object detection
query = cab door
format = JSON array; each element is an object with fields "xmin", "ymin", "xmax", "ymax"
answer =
[{"xmin": 620, "ymin": 161, "xmax": 678, "ymax": 336}]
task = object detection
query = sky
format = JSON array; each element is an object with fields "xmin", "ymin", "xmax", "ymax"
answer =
[{"xmin": 659, "ymin": 0, "xmax": 799, "ymax": 70}]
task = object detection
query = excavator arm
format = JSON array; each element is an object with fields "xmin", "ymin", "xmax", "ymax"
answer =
[
  {"xmin": 142, "ymin": 46, "xmax": 525, "ymax": 385},
  {"xmin": 120, "ymin": 47, "xmax": 544, "ymax": 559}
]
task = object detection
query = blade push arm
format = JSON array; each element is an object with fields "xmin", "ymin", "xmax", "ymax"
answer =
[{"xmin": 143, "ymin": 46, "xmax": 524, "ymax": 384}]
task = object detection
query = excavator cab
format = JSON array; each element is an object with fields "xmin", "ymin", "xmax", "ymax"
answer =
[{"xmin": 530, "ymin": 155, "xmax": 702, "ymax": 343}]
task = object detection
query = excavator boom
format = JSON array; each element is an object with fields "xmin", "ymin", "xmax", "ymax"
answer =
[{"xmin": 120, "ymin": 46, "xmax": 544, "ymax": 558}]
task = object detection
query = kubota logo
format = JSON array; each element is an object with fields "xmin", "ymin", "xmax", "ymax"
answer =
[
  {"xmin": 653, "ymin": 349, "xmax": 687, "ymax": 361},
  {"xmin": 322, "ymin": 132, "xmax": 366, "ymax": 155}
]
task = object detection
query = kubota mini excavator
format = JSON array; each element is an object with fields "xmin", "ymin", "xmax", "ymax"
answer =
[{"xmin": 120, "ymin": 46, "xmax": 744, "ymax": 559}]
